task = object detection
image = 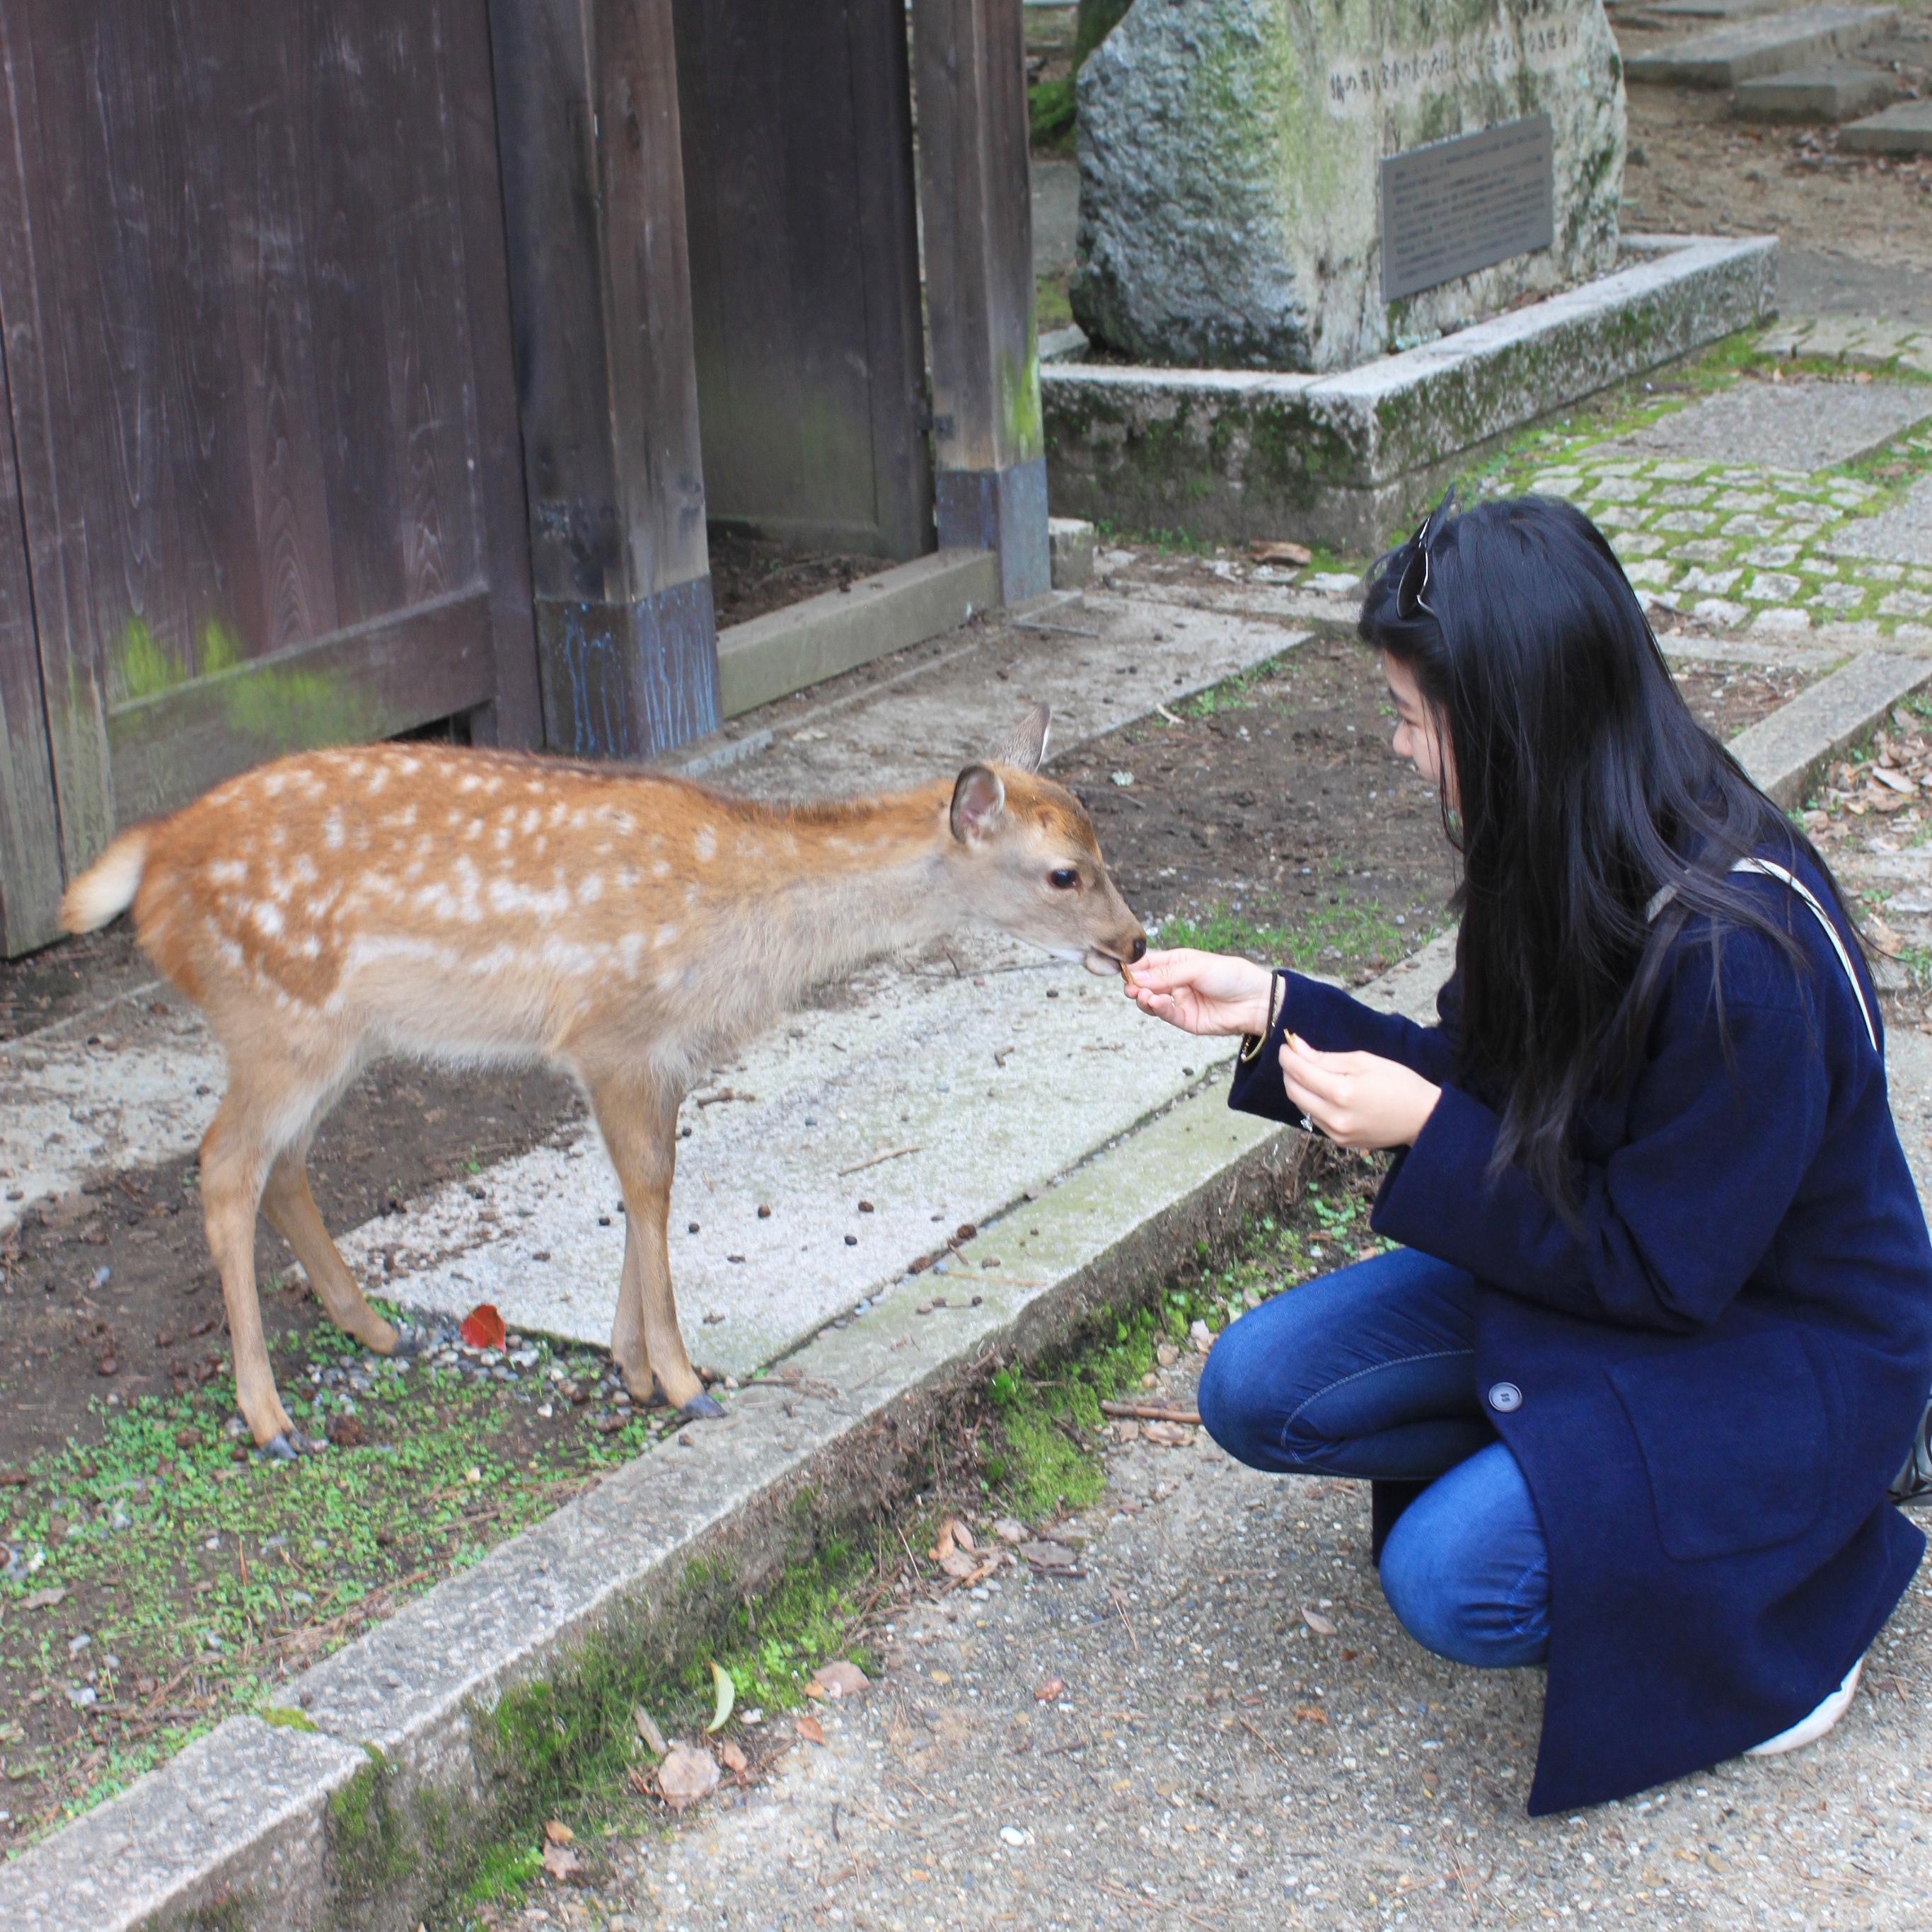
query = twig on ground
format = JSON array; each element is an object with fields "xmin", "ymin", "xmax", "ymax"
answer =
[{"xmin": 1099, "ymin": 1400, "xmax": 1201, "ymax": 1424}]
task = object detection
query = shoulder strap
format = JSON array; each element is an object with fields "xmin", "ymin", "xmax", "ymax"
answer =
[
  {"xmin": 1728, "ymin": 857, "xmax": 1878, "ymax": 1053},
  {"xmin": 1645, "ymin": 859, "xmax": 1878, "ymax": 1053}
]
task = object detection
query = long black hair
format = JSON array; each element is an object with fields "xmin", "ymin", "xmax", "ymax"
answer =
[{"xmin": 1358, "ymin": 492, "xmax": 1855, "ymax": 1215}]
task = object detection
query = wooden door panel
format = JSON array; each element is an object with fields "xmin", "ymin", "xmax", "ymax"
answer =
[
  {"xmin": 674, "ymin": 0, "xmax": 931, "ymax": 562},
  {"xmin": 0, "ymin": 0, "xmax": 534, "ymax": 913}
]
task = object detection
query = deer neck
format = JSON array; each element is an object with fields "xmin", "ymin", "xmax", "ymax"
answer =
[{"xmin": 687, "ymin": 781, "xmax": 966, "ymax": 1017}]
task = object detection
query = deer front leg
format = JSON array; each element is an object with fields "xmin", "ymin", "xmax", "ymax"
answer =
[
  {"xmin": 609, "ymin": 1214, "xmax": 656, "ymax": 1404},
  {"xmin": 261, "ymin": 1155, "xmax": 401, "ymax": 1355},
  {"xmin": 199, "ymin": 1104, "xmax": 300, "ymax": 1455},
  {"xmin": 586, "ymin": 1073, "xmax": 721, "ymax": 1419}
]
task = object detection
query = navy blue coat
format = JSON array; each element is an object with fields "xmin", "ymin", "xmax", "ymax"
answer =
[{"xmin": 1228, "ymin": 852, "xmax": 1932, "ymax": 1812}]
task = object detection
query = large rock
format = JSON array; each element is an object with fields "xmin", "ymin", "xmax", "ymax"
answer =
[{"xmin": 1069, "ymin": 0, "xmax": 1627, "ymax": 373}]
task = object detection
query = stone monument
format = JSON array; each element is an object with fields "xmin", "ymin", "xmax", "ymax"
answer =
[{"xmin": 1069, "ymin": 0, "xmax": 1628, "ymax": 373}]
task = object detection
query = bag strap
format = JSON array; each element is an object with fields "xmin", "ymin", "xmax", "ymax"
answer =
[
  {"xmin": 1643, "ymin": 860, "xmax": 1877, "ymax": 1053},
  {"xmin": 1728, "ymin": 857, "xmax": 1877, "ymax": 1053}
]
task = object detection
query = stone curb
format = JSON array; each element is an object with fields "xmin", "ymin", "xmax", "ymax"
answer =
[
  {"xmin": 1041, "ymin": 234, "xmax": 1776, "ymax": 553},
  {"xmin": 1727, "ymin": 650, "xmax": 1932, "ymax": 806},
  {"xmin": 0, "ymin": 931, "xmax": 1457, "ymax": 1932}
]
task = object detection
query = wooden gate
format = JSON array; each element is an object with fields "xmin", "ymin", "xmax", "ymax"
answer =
[
  {"xmin": 673, "ymin": 0, "xmax": 934, "ymax": 563},
  {"xmin": 0, "ymin": 0, "xmax": 540, "ymax": 955}
]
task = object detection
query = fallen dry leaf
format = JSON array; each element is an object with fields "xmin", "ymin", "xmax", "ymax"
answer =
[
  {"xmin": 1872, "ymin": 765, "xmax": 1914, "ymax": 795},
  {"xmin": 927, "ymin": 1670, "xmax": 951, "ymax": 1687},
  {"xmin": 459, "ymin": 1302, "xmax": 506, "ymax": 1350},
  {"xmin": 939, "ymin": 1549, "xmax": 978, "ymax": 1579},
  {"xmin": 325, "ymin": 1413, "xmax": 365, "ymax": 1449},
  {"xmin": 992, "ymin": 1517, "xmax": 1029, "ymax": 1544},
  {"xmin": 658, "ymin": 1742, "xmax": 721, "ymax": 1811},
  {"xmin": 951, "ymin": 1520, "xmax": 977, "ymax": 1554},
  {"xmin": 1249, "ymin": 538, "xmax": 1312, "ymax": 566},
  {"xmin": 811, "ymin": 1660, "xmax": 870, "ymax": 1699},
  {"xmin": 1035, "ymin": 1677, "xmax": 1065, "ymax": 1703},
  {"xmin": 632, "ymin": 1704, "xmax": 669, "ymax": 1757},
  {"xmin": 1302, "ymin": 1606, "xmax": 1338, "ymax": 1637},
  {"xmin": 1295, "ymin": 1704, "xmax": 1329, "ymax": 1725},
  {"xmin": 544, "ymin": 1819, "xmax": 574, "ymax": 1846},
  {"xmin": 1113, "ymin": 1419, "xmax": 1140, "ymax": 1443},
  {"xmin": 1139, "ymin": 1420, "xmax": 1194, "ymax": 1447},
  {"xmin": 625, "ymin": 1764, "xmax": 654, "ymax": 1796},
  {"xmin": 540, "ymin": 1841, "xmax": 580, "ymax": 1881},
  {"xmin": 796, "ymin": 1712, "xmax": 826, "ymax": 1746},
  {"xmin": 1019, "ymin": 1540, "xmax": 1080, "ymax": 1570},
  {"xmin": 718, "ymin": 1738, "xmax": 748, "ymax": 1775},
  {"xmin": 21, "ymin": 1587, "xmax": 66, "ymax": 1612}
]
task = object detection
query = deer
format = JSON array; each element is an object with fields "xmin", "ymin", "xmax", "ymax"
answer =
[{"xmin": 57, "ymin": 705, "xmax": 1145, "ymax": 1457}]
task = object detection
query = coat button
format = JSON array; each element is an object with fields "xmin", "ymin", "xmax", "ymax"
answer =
[{"xmin": 1488, "ymin": 1382, "xmax": 1522, "ymax": 1413}]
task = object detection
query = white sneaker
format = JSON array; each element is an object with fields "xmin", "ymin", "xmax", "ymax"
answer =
[{"xmin": 1745, "ymin": 1657, "xmax": 1863, "ymax": 1757}]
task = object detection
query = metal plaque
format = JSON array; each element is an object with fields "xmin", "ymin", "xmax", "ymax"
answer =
[{"xmin": 1379, "ymin": 114, "xmax": 1555, "ymax": 305}]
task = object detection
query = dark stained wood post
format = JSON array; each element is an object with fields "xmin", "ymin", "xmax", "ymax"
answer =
[
  {"xmin": 910, "ymin": 0, "xmax": 1048, "ymax": 604},
  {"xmin": 0, "ymin": 345, "xmax": 63, "ymax": 954},
  {"xmin": 487, "ymin": 0, "xmax": 720, "ymax": 760}
]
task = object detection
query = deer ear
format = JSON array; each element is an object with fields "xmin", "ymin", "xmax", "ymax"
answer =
[
  {"xmin": 949, "ymin": 765, "xmax": 1007, "ymax": 845},
  {"xmin": 987, "ymin": 702, "xmax": 1051, "ymax": 773}
]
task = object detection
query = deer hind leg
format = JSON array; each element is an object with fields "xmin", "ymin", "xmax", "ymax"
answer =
[
  {"xmin": 260, "ymin": 1155, "xmax": 400, "ymax": 1355},
  {"xmin": 586, "ymin": 1071, "xmax": 719, "ymax": 1418},
  {"xmin": 199, "ymin": 1097, "xmax": 304, "ymax": 1454}
]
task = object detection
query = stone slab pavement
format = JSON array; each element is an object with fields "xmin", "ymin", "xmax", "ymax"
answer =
[{"xmin": 644, "ymin": 1351, "xmax": 1932, "ymax": 1932}]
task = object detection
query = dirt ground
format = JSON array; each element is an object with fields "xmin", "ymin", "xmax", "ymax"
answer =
[
  {"xmin": 1617, "ymin": 14, "xmax": 1932, "ymax": 273},
  {"xmin": 707, "ymin": 530, "xmax": 890, "ymax": 630}
]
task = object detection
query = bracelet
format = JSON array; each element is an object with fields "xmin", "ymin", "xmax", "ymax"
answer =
[{"xmin": 1237, "ymin": 971, "xmax": 1288, "ymax": 1064}]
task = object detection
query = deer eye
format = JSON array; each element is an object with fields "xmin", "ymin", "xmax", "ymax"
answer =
[{"xmin": 1048, "ymin": 867, "xmax": 1080, "ymax": 890}]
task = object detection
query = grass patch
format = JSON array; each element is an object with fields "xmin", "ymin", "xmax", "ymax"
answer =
[
  {"xmin": 0, "ymin": 1312, "xmax": 688, "ymax": 1841},
  {"xmin": 1156, "ymin": 898, "xmax": 1416, "ymax": 978}
]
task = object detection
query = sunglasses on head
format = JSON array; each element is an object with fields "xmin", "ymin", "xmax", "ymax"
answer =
[{"xmin": 1395, "ymin": 488, "xmax": 1456, "ymax": 620}]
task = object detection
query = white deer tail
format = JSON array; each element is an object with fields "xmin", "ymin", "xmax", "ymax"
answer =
[{"xmin": 59, "ymin": 829, "xmax": 151, "ymax": 932}]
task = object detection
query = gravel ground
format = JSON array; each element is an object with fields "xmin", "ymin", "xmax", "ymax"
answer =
[{"xmin": 501, "ymin": 1349, "xmax": 1932, "ymax": 1932}]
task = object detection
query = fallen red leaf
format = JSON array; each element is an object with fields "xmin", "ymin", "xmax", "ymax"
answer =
[
  {"xmin": 543, "ymin": 1818, "xmax": 574, "ymax": 1846},
  {"xmin": 796, "ymin": 1712, "xmax": 826, "ymax": 1746},
  {"xmin": 718, "ymin": 1738, "xmax": 748, "ymax": 1774},
  {"xmin": 1034, "ymin": 1677, "xmax": 1064, "ymax": 1703},
  {"xmin": 459, "ymin": 1302, "xmax": 506, "ymax": 1350}
]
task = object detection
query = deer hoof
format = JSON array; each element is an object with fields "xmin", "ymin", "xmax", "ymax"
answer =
[
  {"xmin": 259, "ymin": 1432, "xmax": 301, "ymax": 1462},
  {"xmin": 678, "ymin": 1391, "xmax": 726, "ymax": 1421},
  {"xmin": 389, "ymin": 1323, "xmax": 424, "ymax": 1358}
]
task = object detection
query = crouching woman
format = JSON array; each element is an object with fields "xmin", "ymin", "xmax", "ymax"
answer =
[{"xmin": 1126, "ymin": 494, "xmax": 1932, "ymax": 1814}]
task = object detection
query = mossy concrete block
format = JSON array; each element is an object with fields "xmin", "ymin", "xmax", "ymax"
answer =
[
  {"xmin": 1071, "ymin": 0, "xmax": 1626, "ymax": 372},
  {"xmin": 1043, "ymin": 234, "xmax": 1776, "ymax": 550},
  {"xmin": 0, "ymin": 1715, "xmax": 366, "ymax": 1932}
]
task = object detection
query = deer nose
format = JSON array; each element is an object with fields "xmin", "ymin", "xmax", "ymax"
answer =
[{"xmin": 1128, "ymin": 933, "xmax": 1147, "ymax": 963}]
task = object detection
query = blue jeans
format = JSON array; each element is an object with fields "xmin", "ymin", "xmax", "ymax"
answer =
[{"xmin": 1198, "ymin": 1247, "xmax": 1551, "ymax": 1669}]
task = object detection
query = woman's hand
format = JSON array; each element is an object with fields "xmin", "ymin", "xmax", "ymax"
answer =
[
  {"xmin": 1280, "ymin": 1034, "xmax": 1442, "ymax": 1150},
  {"xmin": 1123, "ymin": 948, "xmax": 1274, "ymax": 1039}
]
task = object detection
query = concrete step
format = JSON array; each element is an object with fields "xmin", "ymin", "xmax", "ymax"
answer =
[
  {"xmin": 1841, "ymin": 99, "xmax": 1932, "ymax": 155},
  {"xmin": 715, "ymin": 547, "xmax": 1000, "ymax": 719},
  {"xmin": 1733, "ymin": 62, "xmax": 1899, "ymax": 122},
  {"xmin": 1624, "ymin": 6, "xmax": 1898, "ymax": 87},
  {"xmin": 1726, "ymin": 649, "xmax": 1932, "ymax": 805}
]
